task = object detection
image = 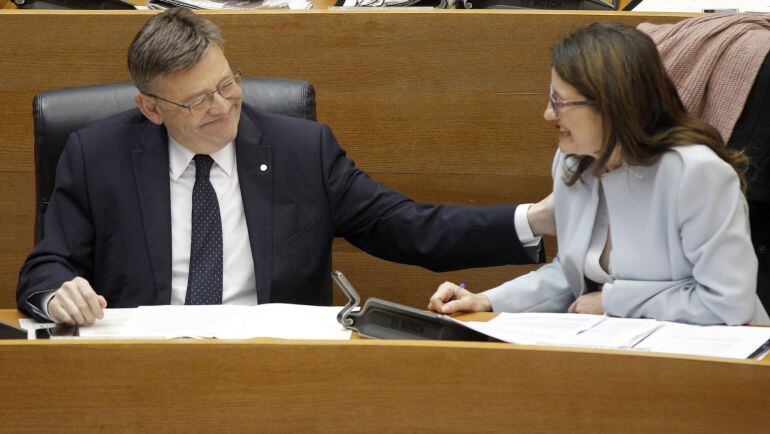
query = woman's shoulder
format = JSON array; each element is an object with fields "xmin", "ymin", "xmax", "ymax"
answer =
[
  {"xmin": 658, "ymin": 144, "xmax": 734, "ymax": 177},
  {"xmin": 655, "ymin": 145, "xmax": 740, "ymax": 201}
]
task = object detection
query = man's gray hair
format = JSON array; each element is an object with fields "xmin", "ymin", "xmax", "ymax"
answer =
[{"xmin": 128, "ymin": 8, "xmax": 224, "ymax": 93}]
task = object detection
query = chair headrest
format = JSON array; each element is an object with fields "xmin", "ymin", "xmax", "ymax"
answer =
[{"xmin": 32, "ymin": 77, "xmax": 316, "ymax": 242}]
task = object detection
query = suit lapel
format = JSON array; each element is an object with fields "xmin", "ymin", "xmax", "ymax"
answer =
[
  {"xmin": 235, "ymin": 112, "xmax": 273, "ymax": 304},
  {"xmin": 132, "ymin": 122, "xmax": 172, "ymax": 304}
]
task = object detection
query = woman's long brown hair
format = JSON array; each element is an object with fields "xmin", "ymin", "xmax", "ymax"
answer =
[{"xmin": 552, "ymin": 22, "xmax": 747, "ymax": 190}]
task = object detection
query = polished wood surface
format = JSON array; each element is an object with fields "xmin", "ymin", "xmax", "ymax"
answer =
[
  {"xmin": 0, "ymin": 11, "xmax": 693, "ymax": 310},
  {"xmin": 0, "ymin": 309, "xmax": 768, "ymax": 432},
  {"xmin": 0, "ymin": 0, "xmax": 340, "ymax": 8},
  {"xmin": 0, "ymin": 0, "xmax": 624, "ymax": 9},
  {"xmin": 1, "ymin": 0, "xmax": 146, "ymax": 7},
  {"xmin": 0, "ymin": 309, "xmax": 24, "ymax": 323}
]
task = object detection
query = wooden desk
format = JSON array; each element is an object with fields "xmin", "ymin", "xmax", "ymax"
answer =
[
  {"xmin": 0, "ymin": 0, "xmax": 343, "ymax": 8},
  {"xmin": 0, "ymin": 11, "xmax": 694, "ymax": 311},
  {"xmin": 0, "ymin": 309, "xmax": 768, "ymax": 432},
  {"xmin": 0, "ymin": 0, "xmax": 627, "ymax": 9}
]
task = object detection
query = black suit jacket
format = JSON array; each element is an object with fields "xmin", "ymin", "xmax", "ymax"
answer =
[{"xmin": 17, "ymin": 105, "xmax": 534, "ymax": 320}]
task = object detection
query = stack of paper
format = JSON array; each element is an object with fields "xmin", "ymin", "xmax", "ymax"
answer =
[
  {"xmin": 452, "ymin": 313, "xmax": 660, "ymax": 348},
  {"xmin": 452, "ymin": 313, "xmax": 770, "ymax": 359},
  {"xmin": 21, "ymin": 304, "xmax": 351, "ymax": 340},
  {"xmin": 633, "ymin": 322, "xmax": 770, "ymax": 359},
  {"xmin": 20, "ymin": 307, "xmax": 770, "ymax": 360}
]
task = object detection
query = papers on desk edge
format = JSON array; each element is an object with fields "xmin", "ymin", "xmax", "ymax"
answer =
[
  {"xmin": 19, "ymin": 306, "xmax": 770, "ymax": 360},
  {"xmin": 20, "ymin": 304, "xmax": 351, "ymax": 341},
  {"xmin": 447, "ymin": 313, "xmax": 770, "ymax": 360}
]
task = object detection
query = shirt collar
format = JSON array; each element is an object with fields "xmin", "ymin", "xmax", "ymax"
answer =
[{"xmin": 168, "ymin": 134, "xmax": 236, "ymax": 180}]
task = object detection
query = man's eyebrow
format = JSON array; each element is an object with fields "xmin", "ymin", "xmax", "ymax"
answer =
[{"xmin": 180, "ymin": 73, "xmax": 233, "ymax": 102}]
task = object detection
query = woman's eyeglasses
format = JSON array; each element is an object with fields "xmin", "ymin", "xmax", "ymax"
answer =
[
  {"xmin": 147, "ymin": 68, "xmax": 242, "ymax": 116},
  {"xmin": 549, "ymin": 86, "xmax": 595, "ymax": 116}
]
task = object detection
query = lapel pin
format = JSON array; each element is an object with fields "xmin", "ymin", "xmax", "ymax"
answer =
[{"xmin": 259, "ymin": 164, "xmax": 268, "ymax": 172}]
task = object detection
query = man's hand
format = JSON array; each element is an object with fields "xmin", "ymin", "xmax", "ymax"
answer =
[
  {"xmin": 428, "ymin": 282, "xmax": 492, "ymax": 314},
  {"xmin": 527, "ymin": 192, "xmax": 556, "ymax": 237},
  {"xmin": 47, "ymin": 277, "xmax": 107, "ymax": 325},
  {"xmin": 568, "ymin": 292, "xmax": 605, "ymax": 315}
]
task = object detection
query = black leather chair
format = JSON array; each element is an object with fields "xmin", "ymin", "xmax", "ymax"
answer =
[
  {"xmin": 728, "ymin": 52, "xmax": 770, "ymax": 312},
  {"xmin": 33, "ymin": 78, "xmax": 316, "ymax": 243}
]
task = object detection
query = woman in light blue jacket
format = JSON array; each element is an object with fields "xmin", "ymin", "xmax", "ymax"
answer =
[{"xmin": 429, "ymin": 22, "xmax": 769, "ymax": 325}]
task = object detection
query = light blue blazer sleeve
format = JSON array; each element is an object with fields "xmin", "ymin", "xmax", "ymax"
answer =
[
  {"xmin": 482, "ymin": 150, "xmax": 575, "ymax": 313},
  {"xmin": 603, "ymin": 147, "xmax": 767, "ymax": 325},
  {"xmin": 483, "ymin": 260, "xmax": 574, "ymax": 313}
]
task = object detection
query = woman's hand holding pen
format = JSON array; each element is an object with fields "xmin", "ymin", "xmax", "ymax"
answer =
[{"xmin": 428, "ymin": 282, "xmax": 493, "ymax": 314}]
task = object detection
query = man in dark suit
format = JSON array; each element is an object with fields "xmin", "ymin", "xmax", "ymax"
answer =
[{"xmin": 16, "ymin": 8, "xmax": 554, "ymax": 325}]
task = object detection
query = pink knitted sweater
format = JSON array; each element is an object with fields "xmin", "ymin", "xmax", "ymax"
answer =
[{"xmin": 638, "ymin": 14, "xmax": 770, "ymax": 142}]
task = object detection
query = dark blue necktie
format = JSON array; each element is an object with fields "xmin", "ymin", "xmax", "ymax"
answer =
[{"xmin": 185, "ymin": 154, "xmax": 223, "ymax": 305}]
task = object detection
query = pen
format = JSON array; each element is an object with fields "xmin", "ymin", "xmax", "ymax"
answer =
[{"xmin": 702, "ymin": 8, "xmax": 738, "ymax": 13}]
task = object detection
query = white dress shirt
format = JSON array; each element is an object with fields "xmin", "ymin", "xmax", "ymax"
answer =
[
  {"xmin": 168, "ymin": 135, "xmax": 257, "ymax": 306},
  {"xmin": 514, "ymin": 203, "xmax": 542, "ymax": 250}
]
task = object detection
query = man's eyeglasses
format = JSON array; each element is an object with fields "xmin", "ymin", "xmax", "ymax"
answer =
[
  {"xmin": 549, "ymin": 86, "xmax": 595, "ymax": 116},
  {"xmin": 147, "ymin": 68, "xmax": 242, "ymax": 115}
]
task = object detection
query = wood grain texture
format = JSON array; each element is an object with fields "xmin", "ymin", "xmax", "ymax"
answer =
[
  {"xmin": 0, "ymin": 0, "xmax": 651, "ymax": 11},
  {"xmin": 0, "ymin": 11, "xmax": 691, "ymax": 309},
  {"xmin": 0, "ymin": 331, "xmax": 767, "ymax": 433},
  {"xmin": 0, "ymin": 0, "xmax": 147, "ymax": 6},
  {"xmin": 2, "ymin": 1, "xmax": 336, "ymax": 8}
]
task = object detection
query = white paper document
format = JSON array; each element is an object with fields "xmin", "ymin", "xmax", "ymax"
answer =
[
  {"xmin": 633, "ymin": 322, "xmax": 770, "ymax": 359},
  {"xmin": 121, "ymin": 305, "xmax": 250, "ymax": 339},
  {"xmin": 76, "ymin": 308, "xmax": 138, "ymax": 338},
  {"xmin": 629, "ymin": 0, "xmax": 770, "ymax": 12},
  {"xmin": 236, "ymin": 303, "xmax": 353, "ymax": 339},
  {"xmin": 18, "ymin": 308, "xmax": 136, "ymax": 339},
  {"xmin": 18, "ymin": 318, "xmax": 56, "ymax": 340},
  {"xmin": 22, "ymin": 304, "xmax": 351, "ymax": 340},
  {"xmin": 454, "ymin": 313, "xmax": 607, "ymax": 346},
  {"xmin": 555, "ymin": 317, "xmax": 663, "ymax": 349},
  {"xmin": 455, "ymin": 313, "xmax": 659, "ymax": 348},
  {"xmin": 451, "ymin": 312, "xmax": 770, "ymax": 359},
  {"xmin": 21, "ymin": 307, "xmax": 770, "ymax": 359}
]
